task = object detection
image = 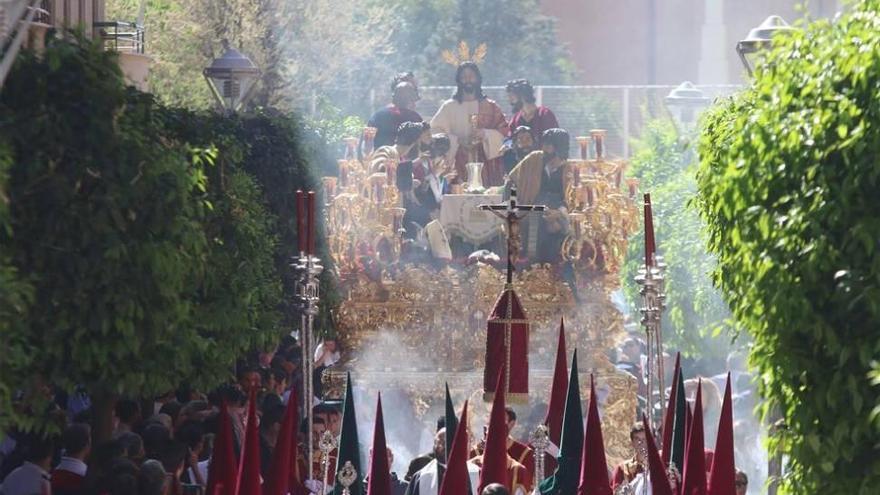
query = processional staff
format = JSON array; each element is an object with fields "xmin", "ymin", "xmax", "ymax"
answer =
[
  {"xmin": 294, "ymin": 189, "xmax": 323, "ymax": 478},
  {"xmin": 530, "ymin": 424, "xmax": 550, "ymax": 487},
  {"xmin": 319, "ymin": 430, "xmax": 338, "ymax": 495}
]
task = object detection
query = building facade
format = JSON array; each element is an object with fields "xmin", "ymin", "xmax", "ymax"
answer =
[{"xmin": 541, "ymin": 0, "xmax": 841, "ymax": 85}]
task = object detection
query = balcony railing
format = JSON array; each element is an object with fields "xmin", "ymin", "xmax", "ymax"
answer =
[
  {"xmin": 94, "ymin": 21, "xmax": 144, "ymax": 54},
  {"xmin": 33, "ymin": 0, "xmax": 50, "ymax": 24}
]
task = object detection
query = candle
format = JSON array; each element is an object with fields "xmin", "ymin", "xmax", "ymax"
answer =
[
  {"xmin": 627, "ymin": 178, "xmax": 639, "ymax": 198},
  {"xmin": 344, "ymin": 137, "xmax": 358, "ymax": 161},
  {"xmin": 307, "ymin": 191, "xmax": 316, "ymax": 255},
  {"xmin": 296, "ymin": 190, "xmax": 306, "ymax": 254},
  {"xmin": 364, "ymin": 127, "xmax": 377, "ymax": 156},
  {"xmin": 576, "ymin": 136, "xmax": 590, "ymax": 160},
  {"xmin": 338, "ymin": 159, "xmax": 348, "ymax": 187},
  {"xmin": 392, "ymin": 208, "xmax": 403, "ymax": 233},
  {"xmin": 323, "ymin": 177, "xmax": 337, "ymax": 203},
  {"xmin": 386, "ymin": 158, "xmax": 397, "ymax": 186},
  {"xmin": 644, "ymin": 193, "xmax": 655, "ymax": 267},
  {"xmin": 590, "ymin": 129, "xmax": 606, "ymax": 160}
]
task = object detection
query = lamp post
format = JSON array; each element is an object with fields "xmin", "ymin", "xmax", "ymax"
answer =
[
  {"xmin": 203, "ymin": 40, "xmax": 261, "ymax": 113},
  {"xmin": 736, "ymin": 15, "xmax": 797, "ymax": 76},
  {"xmin": 664, "ymin": 81, "xmax": 710, "ymax": 137}
]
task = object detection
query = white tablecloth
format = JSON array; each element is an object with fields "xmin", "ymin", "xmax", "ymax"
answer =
[{"xmin": 439, "ymin": 194, "xmax": 503, "ymax": 245}]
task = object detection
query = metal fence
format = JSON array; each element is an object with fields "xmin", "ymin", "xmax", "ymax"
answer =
[
  {"xmin": 94, "ymin": 21, "xmax": 145, "ymax": 55},
  {"xmin": 342, "ymin": 84, "xmax": 742, "ymax": 159}
]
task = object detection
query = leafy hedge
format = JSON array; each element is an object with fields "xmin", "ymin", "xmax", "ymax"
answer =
[
  {"xmin": 0, "ymin": 35, "xmax": 335, "ymax": 436},
  {"xmin": 695, "ymin": 2, "xmax": 880, "ymax": 492}
]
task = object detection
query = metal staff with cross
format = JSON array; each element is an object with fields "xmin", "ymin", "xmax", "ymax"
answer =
[{"xmin": 479, "ymin": 184, "xmax": 546, "ymax": 284}]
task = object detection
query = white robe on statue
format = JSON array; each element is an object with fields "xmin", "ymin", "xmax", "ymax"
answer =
[{"xmin": 430, "ymin": 99, "xmax": 506, "ymax": 165}]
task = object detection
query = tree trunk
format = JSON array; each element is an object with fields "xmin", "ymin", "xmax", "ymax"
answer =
[{"xmin": 91, "ymin": 389, "xmax": 118, "ymax": 445}]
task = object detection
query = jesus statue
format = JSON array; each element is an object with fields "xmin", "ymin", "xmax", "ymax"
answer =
[{"xmin": 430, "ymin": 61, "xmax": 509, "ymax": 188}]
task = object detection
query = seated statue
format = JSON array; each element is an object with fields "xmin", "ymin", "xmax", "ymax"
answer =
[{"xmin": 505, "ymin": 128, "xmax": 575, "ymax": 264}]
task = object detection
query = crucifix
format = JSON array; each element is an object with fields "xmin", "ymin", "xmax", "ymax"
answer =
[{"xmin": 479, "ymin": 184, "xmax": 546, "ymax": 285}]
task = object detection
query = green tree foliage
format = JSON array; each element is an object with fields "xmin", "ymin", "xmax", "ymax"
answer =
[
  {"xmin": 160, "ymin": 108, "xmax": 339, "ymax": 335},
  {"xmin": 386, "ymin": 0, "xmax": 575, "ymax": 86},
  {"xmin": 695, "ymin": 2, "xmax": 880, "ymax": 492},
  {"xmin": 622, "ymin": 120, "xmax": 738, "ymax": 370},
  {"xmin": 0, "ymin": 141, "xmax": 35, "ymax": 433},
  {"xmin": 105, "ymin": 0, "xmax": 575, "ymax": 115},
  {"xmin": 0, "ymin": 36, "xmax": 284, "ymax": 436}
]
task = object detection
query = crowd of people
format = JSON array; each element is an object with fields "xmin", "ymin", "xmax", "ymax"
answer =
[{"xmin": 0, "ymin": 323, "xmax": 758, "ymax": 495}]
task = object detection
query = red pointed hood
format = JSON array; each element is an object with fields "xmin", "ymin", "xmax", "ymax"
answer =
[
  {"xmin": 708, "ymin": 374, "xmax": 736, "ymax": 495},
  {"xmin": 367, "ymin": 394, "xmax": 392, "ymax": 495},
  {"xmin": 479, "ymin": 368, "xmax": 509, "ymax": 493},
  {"xmin": 439, "ymin": 400, "xmax": 471, "ymax": 495},
  {"xmin": 661, "ymin": 352, "xmax": 682, "ymax": 465},
  {"xmin": 489, "ymin": 287, "xmax": 526, "ymax": 320},
  {"xmin": 265, "ymin": 393, "xmax": 297, "ymax": 495},
  {"xmin": 207, "ymin": 400, "xmax": 238, "ymax": 495},
  {"xmin": 544, "ymin": 317, "xmax": 568, "ymax": 444},
  {"xmin": 644, "ymin": 193, "xmax": 656, "ymax": 266},
  {"xmin": 643, "ymin": 415, "xmax": 674, "ymax": 495},
  {"xmin": 577, "ymin": 375, "xmax": 612, "ymax": 495},
  {"xmin": 236, "ymin": 390, "xmax": 263, "ymax": 495},
  {"xmin": 681, "ymin": 380, "xmax": 707, "ymax": 495},
  {"xmin": 685, "ymin": 401, "xmax": 694, "ymax": 448}
]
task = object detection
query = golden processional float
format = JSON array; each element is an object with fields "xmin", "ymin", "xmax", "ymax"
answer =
[{"xmin": 320, "ymin": 128, "xmax": 642, "ymax": 465}]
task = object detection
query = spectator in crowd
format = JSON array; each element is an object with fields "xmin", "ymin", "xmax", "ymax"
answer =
[
  {"xmin": 117, "ymin": 432, "xmax": 145, "ymax": 465},
  {"xmin": 142, "ymin": 424, "xmax": 171, "ymax": 460},
  {"xmin": 52, "ymin": 423, "xmax": 91, "ymax": 495},
  {"xmin": 0, "ymin": 434, "xmax": 54, "ymax": 495},
  {"xmin": 387, "ymin": 448, "xmax": 408, "ymax": 495},
  {"xmin": 259, "ymin": 401, "xmax": 285, "ymax": 476},
  {"xmin": 101, "ymin": 457, "xmax": 139, "ymax": 495},
  {"xmin": 176, "ymin": 420, "xmax": 207, "ymax": 486},
  {"xmin": 138, "ymin": 459, "xmax": 168, "ymax": 495},
  {"xmin": 482, "ymin": 483, "xmax": 509, "ymax": 495},
  {"xmin": 157, "ymin": 441, "xmax": 187, "ymax": 495},
  {"xmin": 237, "ymin": 366, "xmax": 262, "ymax": 395},
  {"xmin": 114, "ymin": 398, "xmax": 141, "ymax": 438},
  {"xmin": 735, "ymin": 469, "xmax": 748, "ymax": 495},
  {"xmin": 158, "ymin": 402, "xmax": 183, "ymax": 429}
]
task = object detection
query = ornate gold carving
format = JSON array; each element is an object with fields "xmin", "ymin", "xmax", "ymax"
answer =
[{"xmin": 321, "ymin": 130, "xmax": 641, "ymax": 467}]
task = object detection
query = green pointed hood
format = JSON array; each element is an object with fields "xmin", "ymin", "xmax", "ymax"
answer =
[
  {"xmin": 539, "ymin": 349, "xmax": 583, "ymax": 494},
  {"xmin": 670, "ymin": 366, "xmax": 687, "ymax": 476},
  {"xmin": 333, "ymin": 373, "xmax": 363, "ymax": 495},
  {"xmin": 444, "ymin": 382, "xmax": 458, "ymax": 463}
]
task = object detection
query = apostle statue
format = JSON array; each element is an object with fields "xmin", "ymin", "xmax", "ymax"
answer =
[
  {"xmin": 505, "ymin": 128, "xmax": 575, "ymax": 263},
  {"xmin": 430, "ymin": 62, "xmax": 509, "ymax": 188}
]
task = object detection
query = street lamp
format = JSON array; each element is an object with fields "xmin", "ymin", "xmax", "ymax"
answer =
[
  {"xmin": 736, "ymin": 15, "xmax": 797, "ymax": 76},
  {"xmin": 203, "ymin": 40, "xmax": 261, "ymax": 113},
  {"xmin": 664, "ymin": 81, "xmax": 710, "ymax": 136}
]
